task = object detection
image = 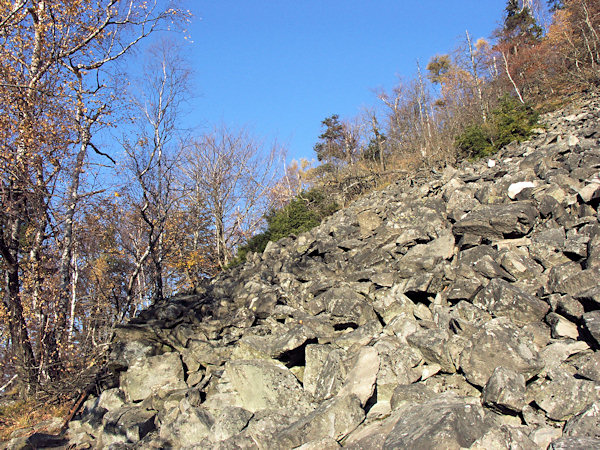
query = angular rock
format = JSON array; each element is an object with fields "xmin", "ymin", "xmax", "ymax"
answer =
[
  {"xmin": 390, "ymin": 383, "xmax": 435, "ymax": 411},
  {"xmin": 312, "ymin": 348, "xmax": 350, "ymax": 402},
  {"xmin": 120, "ymin": 352, "xmax": 186, "ymax": 402},
  {"xmin": 453, "ymin": 201, "xmax": 539, "ymax": 239},
  {"xmin": 225, "ymin": 360, "xmax": 307, "ymax": 412},
  {"xmin": 375, "ymin": 339, "xmax": 421, "ymax": 400},
  {"xmin": 210, "ymin": 407, "xmax": 253, "ymax": 442},
  {"xmin": 357, "ymin": 210, "xmax": 382, "ymax": 236},
  {"xmin": 406, "ymin": 328, "xmax": 456, "ymax": 373},
  {"xmin": 482, "ymin": 366, "xmax": 526, "ymax": 413},
  {"xmin": 575, "ymin": 352, "xmax": 600, "ymax": 382},
  {"xmin": 460, "ymin": 319, "xmax": 543, "ymax": 387},
  {"xmin": 382, "ymin": 396, "xmax": 491, "ymax": 449},
  {"xmin": 508, "ymin": 181, "xmax": 536, "ymax": 199},
  {"xmin": 304, "ymin": 344, "xmax": 334, "ymax": 396},
  {"xmin": 533, "ymin": 370, "xmax": 599, "ymax": 421},
  {"xmin": 97, "ymin": 388, "xmax": 125, "ymax": 412},
  {"xmin": 564, "ymin": 401, "xmax": 600, "ymax": 439},
  {"xmin": 101, "ymin": 406, "xmax": 156, "ymax": 446},
  {"xmin": 583, "ymin": 311, "xmax": 600, "ymax": 348},
  {"xmin": 529, "ymin": 426, "xmax": 563, "ymax": 449},
  {"xmin": 469, "ymin": 425, "xmax": 537, "ymax": 450},
  {"xmin": 499, "ymin": 249, "xmax": 544, "ymax": 281},
  {"xmin": 549, "ymin": 436, "xmax": 600, "ymax": 449},
  {"xmin": 274, "ymin": 395, "xmax": 365, "ymax": 448},
  {"xmin": 472, "ymin": 278, "xmax": 549, "ymax": 325},
  {"xmin": 337, "ymin": 346, "xmax": 379, "ymax": 405},
  {"xmin": 546, "ymin": 312, "xmax": 579, "ymax": 339},
  {"xmin": 539, "ymin": 340, "xmax": 589, "ymax": 376},
  {"xmin": 158, "ymin": 407, "xmax": 214, "ymax": 447},
  {"xmin": 315, "ymin": 286, "xmax": 377, "ymax": 326},
  {"xmin": 295, "ymin": 437, "xmax": 341, "ymax": 449},
  {"xmin": 550, "ymin": 266, "xmax": 600, "ymax": 297}
]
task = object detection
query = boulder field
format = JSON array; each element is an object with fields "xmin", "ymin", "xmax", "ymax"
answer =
[{"xmin": 68, "ymin": 96, "xmax": 600, "ymax": 449}]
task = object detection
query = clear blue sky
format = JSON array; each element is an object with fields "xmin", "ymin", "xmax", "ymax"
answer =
[{"xmin": 184, "ymin": 1, "xmax": 508, "ymax": 163}]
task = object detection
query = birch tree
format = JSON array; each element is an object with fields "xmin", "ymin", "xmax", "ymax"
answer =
[
  {"xmin": 0, "ymin": 0, "xmax": 187, "ymax": 396},
  {"xmin": 182, "ymin": 128, "xmax": 283, "ymax": 269}
]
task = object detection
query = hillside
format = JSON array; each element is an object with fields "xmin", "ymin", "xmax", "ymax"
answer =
[{"xmin": 12, "ymin": 94, "xmax": 600, "ymax": 448}]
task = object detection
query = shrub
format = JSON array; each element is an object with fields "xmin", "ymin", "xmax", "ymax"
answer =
[
  {"xmin": 493, "ymin": 94, "xmax": 539, "ymax": 148},
  {"xmin": 455, "ymin": 124, "xmax": 494, "ymax": 159},
  {"xmin": 455, "ymin": 94, "xmax": 539, "ymax": 159},
  {"xmin": 228, "ymin": 188, "xmax": 338, "ymax": 267}
]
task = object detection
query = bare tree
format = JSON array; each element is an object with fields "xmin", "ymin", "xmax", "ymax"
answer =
[
  {"xmin": 182, "ymin": 127, "xmax": 283, "ymax": 269},
  {"xmin": 122, "ymin": 39, "xmax": 189, "ymax": 304}
]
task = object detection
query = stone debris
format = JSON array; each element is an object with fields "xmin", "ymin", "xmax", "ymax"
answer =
[{"xmin": 58, "ymin": 95, "xmax": 600, "ymax": 448}]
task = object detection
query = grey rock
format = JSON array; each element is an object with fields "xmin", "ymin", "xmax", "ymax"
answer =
[
  {"xmin": 382, "ymin": 396, "xmax": 491, "ymax": 449},
  {"xmin": 533, "ymin": 370, "xmax": 599, "ymax": 421},
  {"xmin": 334, "ymin": 319, "xmax": 382, "ymax": 348},
  {"xmin": 120, "ymin": 352, "xmax": 186, "ymax": 402},
  {"xmin": 295, "ymin": 437, "xmax": 341, "ymax": 449},
  {"xmin": 482, "ymin": 366, "xmax": 526, "ymax": 413},
  {"xmin": 453, "ymin": 201, "xmax": 539, "ymax": 239},
  {"xmin": 539, "ymin": 340, "xmax": 590, "ymax": 376},
  {"xmin": 101, "ymin": 406, "xmax": 156, "ymax": 446},
  {"xmin": 97, "ymin": 388, "xmax": 126, "ymax": 412},
  {"xmin": 390, "ymin": 383, "xmax": 435, "ymax": 411},
  {"xmin": 460, "ymin": 319, "xmax": 543, "ymax": 387},
  {"xmin": 316, "ymin": 285, "xmax": 377, "ymax": 326},
  {"xmin": 546, "ymin": 312, "xmax": 580, "ymax": 339},
  {"xmin": 375, "ymin": 339, "xmax": 421, "ymax": 400},
  {"xmin": 183, "ymin": 339, "xmax": 229, "ymax": 371},
  {"xmin": 337, "ymin": 346, "xmax": 379, "ymax": 405},
  {"xmin": 575, "ymin": 286, "xmax": 600, "ymax": 310},
  {"xmin": 158, "ymin": 407, "xmax": 214, "ymax": 447},
  {"xmin": 583, "ymin": 311, "xmax": 600, "ymax": 347},
  {"xmin": 446, "ymin": 277, "xmax": 484, "ymax": 302},
  {"xmin": 304, "ymin": 344, "xmax": 334, "ymax": 396},
  {"xmin": 549, "ymin": 436, "xmax": 600, "ymax": 449},
  {"xmin": 500, "ymin": 249, "xmax": 544, "ymax": 281},
  {"xmin": 313, "ymin": 348, "xmax": 350, "ymax": 402},
  {"xmin": 274, "ymin": 395, "xmax": 365, "ymax": 448},
  {"xmin": 210, "ymin": 407, "xmax": 253, "ymax": 442},
  {"xmin": 357, "ymin": 210, "xmax": 382, "ymax": 236},
  {"xmin": 550, "ymin": 264, "xmax": 600, "ymax": 297},
  {"xmin": 423, "ymin": 373, "xmax": 482, "ymax": 398},
  {"xmin": 457, "ymin": 245, "xmax": 514, "ymax": 281},
  {"xmin": 406, "ymin": 328, "xmax": 456, "ymax": 373},
  {"xmin": 473, "ymin": 278, "xmax": 550, "ymax": 325},
  {"xmin": 224, "ymin": 359, "xmax": 307, "ymax": 412},
  {"xmin": 554, "ymin": 294, "xmax": 585, "ymax": 320},
  {"xmin": 575, "ymin": 352, "xmax": 600, "ymax": 381},
  {"xmin": 529, "ymin": 426, "xmax": 563, "ymax": 449},
  {"xmin": 469, "ymin": 425, "xmax": 538, "ymax": 450},
  {"xmin": 564, "ymin": 401, "xmax": 600, "ymax": 439}
]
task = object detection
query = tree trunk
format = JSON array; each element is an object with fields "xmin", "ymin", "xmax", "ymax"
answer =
[
  {"xmin": 3, "ymin": 257, "xmax": 38, "ymax": 397},
  {"xmin": 466, "ymin": 30, "xmax": 488, "ymax": 123}
]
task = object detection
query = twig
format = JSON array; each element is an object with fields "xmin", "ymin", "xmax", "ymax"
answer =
[{"xmin": 0, "ymin": 374, "xmax": 17, "ymax": 392}]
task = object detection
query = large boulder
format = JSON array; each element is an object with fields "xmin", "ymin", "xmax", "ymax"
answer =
[
  {"xmin": 460, "ymin": 319, "xmax": 544, "ymax": 387},
  {"xmin": 224, "ymin": 359, "xmax": 308, "ymax": 412},
  {"xmin": 120, "ymin": 352, "xmax": 187, "ymax": 402},
  {"xmin": 382, "ymin": 395, "xmax": 491, "ymax": 449},
  {"xmin": 453, "ymin": 202, "xmax": 539, "ymax": 239}
]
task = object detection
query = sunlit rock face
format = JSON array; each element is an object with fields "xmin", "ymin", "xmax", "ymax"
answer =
[{"xmin": 65, "ymin": 96, "xmax": 600, "ymax": 449}]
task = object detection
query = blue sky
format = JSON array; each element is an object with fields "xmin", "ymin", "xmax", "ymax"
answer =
[{"xmin": 183, "ymin": 1, "xmax": 508, "ymax": 163}]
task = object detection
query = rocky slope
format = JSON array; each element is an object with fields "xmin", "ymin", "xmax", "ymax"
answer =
[{"xmin": 65, "ymin": 95, "xmax": 600, "ymax": 449}]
